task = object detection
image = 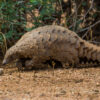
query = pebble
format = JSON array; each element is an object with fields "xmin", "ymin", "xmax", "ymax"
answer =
[{"xmin": 0, "ymin": 68, "xmax": 4, "ymax": 75}]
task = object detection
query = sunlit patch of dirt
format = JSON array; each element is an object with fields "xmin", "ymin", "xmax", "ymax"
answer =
[{"xmin": 0, "ymin": 60, "xmax": 100, "ymax": 100}]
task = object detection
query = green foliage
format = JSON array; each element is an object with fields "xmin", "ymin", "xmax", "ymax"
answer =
[
  {"xmin": 82, "ymin": 1, "xmax": 87, "ymax": 6},
  {"xmin": 0, "ymin": 0, "xmax": 26, "ymax": 41},
  {"xmin": 0, "ymin": 0, "xmax": 56, "ymax": 48},
  {"xmin": 26, "ymin": 0, "xmax": 56, "ymax": 27}
]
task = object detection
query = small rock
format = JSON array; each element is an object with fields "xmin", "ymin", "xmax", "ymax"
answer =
[
  {"xmin": 60, "ymin": 89, "xmax": 66, "ymax": 95},
  {"xmin": 0, "ymin": 68, "xmax": 4, "ymax": 75},
  {"xmin": 55, "ymin": 89, "xmax": 66, "ymax": 97},
  {"xmin": 94, "ymin": 90, "xmax": 99, "ymax": 93},
  {"xmin": 39, "ymin": 93, "xmax": 46, "ymax": 97}
]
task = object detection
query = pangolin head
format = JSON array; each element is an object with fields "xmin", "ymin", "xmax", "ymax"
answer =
[{"xmin": 2, "ymin": 47, "xmax": 18, "ymax": 65}]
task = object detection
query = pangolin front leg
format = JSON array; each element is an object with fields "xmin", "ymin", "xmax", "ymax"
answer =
[
  {"xmin": 16, "ymin": 58, "xmax": 30, "ymax": 70},
  {"xmin": 16, "ymin": 57, "xmax": 49, "ymax": 70}
]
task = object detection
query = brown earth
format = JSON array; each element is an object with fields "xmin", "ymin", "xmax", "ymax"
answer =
[{"xmin": 0, "ymin": 60, "xmax": 100, "ymax": 100}]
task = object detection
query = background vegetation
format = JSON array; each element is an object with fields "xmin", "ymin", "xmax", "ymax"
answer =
[{"xmin": 0, "ymin": 0, "xmax": 100, "ymax": 56}]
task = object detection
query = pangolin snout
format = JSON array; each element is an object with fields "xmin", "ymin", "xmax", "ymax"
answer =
[{"xmin": 2, "ymin": 59, "xmax": 7, "ymax": 65}]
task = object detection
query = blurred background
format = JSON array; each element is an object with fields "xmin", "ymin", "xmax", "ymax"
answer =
[{"xmin": 0, "ymin": 0, "xmax": 100, "ymax": 56}]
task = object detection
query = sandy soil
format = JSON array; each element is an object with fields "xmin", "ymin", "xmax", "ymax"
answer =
[{"xmin": 0, "ymin": 61, "xmax": 100, "ymax": 100}]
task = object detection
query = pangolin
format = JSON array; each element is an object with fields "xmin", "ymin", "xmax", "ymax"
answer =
[{"xmin": 2, "ymin": 25, "xmax": 100, "ymax": 69}]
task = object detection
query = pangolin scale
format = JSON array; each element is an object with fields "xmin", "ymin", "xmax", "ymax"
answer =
[{"xmin": 2, "ymin": 25, "xmax": 100, "ymax": 68}]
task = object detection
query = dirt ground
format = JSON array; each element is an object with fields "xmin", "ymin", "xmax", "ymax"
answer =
[{"xmin": 0, "ymin": 60, "xmax": 100, "ymax": 100}]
